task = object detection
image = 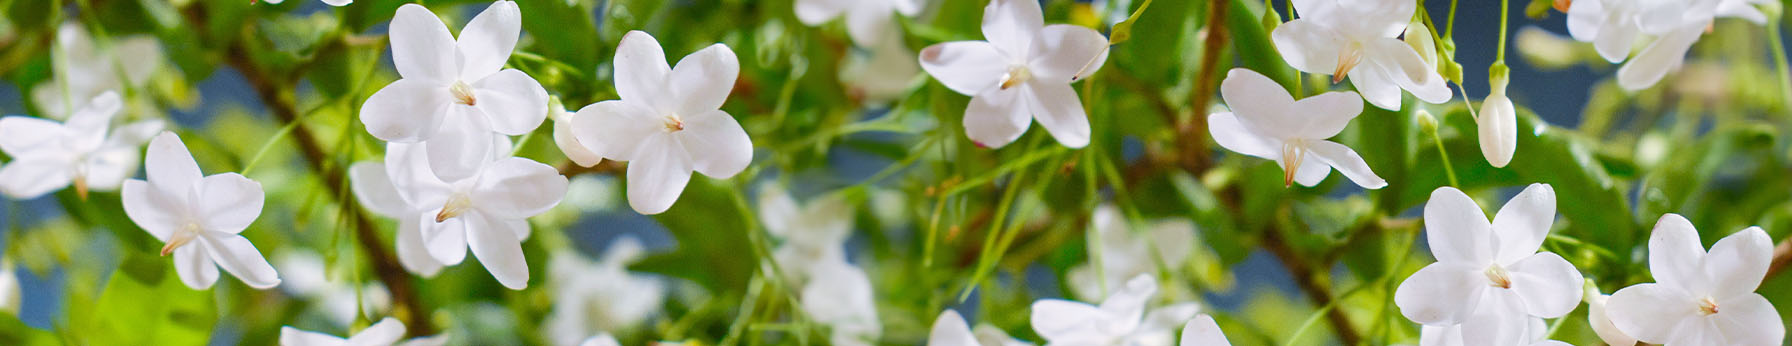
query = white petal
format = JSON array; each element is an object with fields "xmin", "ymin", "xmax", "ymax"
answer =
[
  {"xmin": 1305, "ymin": 140, "xmax": 1386, "ymax": 189},
  {"xmin": 623, "ymin": 136, "xmax": 694, "ymax": 215},
  {"xmin": 669, "ymin": 44, "xmax": 740, "ymax": 116},
  {"xmin": 424, "ymin": 111, "xmax": 496, "ymax": 182},
  {"xmin": 105, "ymin": 119, "xmax": 166, "ymax": 148},
  {"xmin": 1218, "ymin": 68, "xmax": 1293, "ymax": 133},
  {"xmin": 0, "ymin": 116, "xmax": 69, "ymax": 155},
  {"xmin": 1180, "ymin": 315, "xmax": 1231, "ymax": 346},
  {"xmin": 962, "ymin": 88, "xmax": 1031, "ymax": 148},
  {"xmin": 321, "ymin": 0, "xmax": 352, "ymax": 5},
  {"xmin": 1024, "ymin": 82, "xmax": 1090, "ymax": 148},
  {"xmin": 613, "ymin": 31, "xmax": 674, "ymax": 111},
  {"xmin": 465, "ymin": 212, "xmax": 530, "ymax": 289},
  {"xmin": 64, "ymin": 91, "xmax": 122, "ymax": 148},
  {"xmin": 1592, "ymin": 13, "xmax": 1640, "ymax": 63},
  {"xmin": 420, "ymin": 210, "xmax": 469, "ymax": 265},
  {"xmin": 1712, "ymin": 293, "xmax": 1785, "ymax": 345},
  {"xmin": 1565, "ymin": 0, "xmax": 1605, "ymax": 42},
  {"xmin": 1705, "ymin": 226, "xmax": 1771, "ymax": 298},
  {"xmin": 1477, "ymin": 91, "xmax": 1518, "ymax": 168},
  {"xmin": 1027, "ymin": 24, "xmax": 1109, "ymax": 83},
  {"xmin": 0, "ymin": 158, "xmax": 72, "ymax": 199},
  {"xmin": 123, "ymin": 180, "xmax": 181, "ymax": 241},
  {"xmin": 396, "ymin": 216, "xmax": 445, "ymax": 277},
  {"xmin": 795, "ymin": 0, "xmax": 850, "ymax": 25},
  {"xmin": 1346, "ymin": 58, "xmax": 1405, "ymax": 111},
  {"xmin": 83, "ymin": 148, "xmax": 141, "ymax": 191},
  {"xmin": 471, "ymin": 157, "xmax": 568, "ymax": 219},
  {"xmin": 1365, "ymin": 38, "xmax": 1451, "ymax": 104},
  {"xmin": 1490, "ymin": 184, "xmax": 1555, "ymax": 264},
  {"xmin": 145, "ymin": 132, "xmax": 205, "ymax": 197},
  {"xmin": 195, "ymin": 173, "xmax": 265, "ymax": 233},
  {"xmin": 1393, "ymin": 263, "xmax": 1486, "ymax": 325},
  {"xmin": 1648, "ymin": 213, "xmax": 1710, "ymax": 294},
  {"xmin": 350, "ymin": 162, "xmax": 411, "ymax": 217},
  {"xmin": 845, "ymin": 4, "xmax": 898, "ymax": 45},
  {"xmin": 1283, "ymin": 90, "xmax": 1364, "ymax": 139},
  {"xmin": 1422, "ymin": 187, "xmax": 1495, "ymax": 264},
  {"xmin": 1716, "ymin": 0, "xmax": 1768, "ymax": 23},
  {"xmin": 1587, "ymin": 294, "xmax": 1639, "ymax": 346},
  {"xmin": 981, "ymin": 0, "xmax": 1043, "ymax": 56},
  {"xmin": 1505, "ymin": 252, "xmax": 1584, "ymax": 318},
  {"xmin": 757, "ymin": 183, "xmax": 802, "ymax": 237},
  {"xmin": 1286, "ymin": 154, "xmax": 1332, "ymax": 187},
  {"xmin": 360, "ymin": 79, "xmax": 451, "ymax": 142},
  {"xmin": 1099, "ymin": 275, "xmax": 1156, "ymax": 326},
  {"xmin": 390, "ymin": 4, "xmax": 461, "ymax": 83},
  {"xmin": 113, "ymin": 37, "xmax": 163, "ymax": 85},
  {"xmin": 457, "ymin": 0, "xmax": 521, "ymax": 81},
  {"xmin": 571, "ymin": 100, "xmax": 663, "ymax": 162},
  {"xmin": 1206, "ymin": 112, "xmax": 1281, "ymax": 160},
  {"xmin": 346, "ymin": 317, "xmax": 407, "ymax": 345},
  {"xmin": 1029, "ymin": 299, "xmax": 1106, "ymax": 342},
  {"xmin": 1456, "ymin": 292, "xmax": 1534, "ymax": 346},
  {"xmin": 1616, "ymin": 24, "xmax": 1703, "ymax": 91},
  {"xmin": 199, "ymin": 235, "xmax": 281, "ymax": 289},
  {"xmin": 1270, "ymin": 19, "xmax": 1345, "ymax": 75},
  {"xmin": 918, "ymin": 41, "xmax": 1010, "ymax": 95},
  {"xmin": 471, "ymin": 69, "xmax": 549, "ymax": 135},
  {"xmin": 929, "ymin": 310, "xmax": 980, "ymax": 346},
  {"xmin": 173, "ymin": 245, "xmax": 220, "ymax": 289},
  {"xmin": 553, "ymin": 114, "xmax": 604, "ymax": 167},
  {"xmin": 279, "ymin": 326, "xmax": 348, "ymax": 345},
  {"xmin": 1607, "ymin": 283, "xmax": 1696, "ymax": 343},
  {"xmin": 384, "ymin": 143, "xmax": 454, "ymax": 208},
  {"xmin": 677, "ymin": 110, "xmax": 754, "ymax": 178},
  {"xmin": 579, "ymin": 334, "xmax": 621, "ymax": 346}
]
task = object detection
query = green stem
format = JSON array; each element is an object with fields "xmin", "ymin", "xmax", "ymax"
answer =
[
  {"xmin": 1446, "ymin": 0, "xmax": 1460, "ymax": 39},
  {"xmin": 1496, "ymin": 0, "xmax": 1510, "ymax": 64},
  {"xmin": 1430, "ymin": 123, "xmax": 1460, "ymax": 187},
  {"xmin": 1769, "ymin": 13, "xmax": 1792, "ymax": 116},
  {"xmin": 239, "ymin": 119, "xmax": 304, "ymax": 177},
  {"xmin": 959, "ymin": 139, "xmax": 1044, "ymax": 301}
]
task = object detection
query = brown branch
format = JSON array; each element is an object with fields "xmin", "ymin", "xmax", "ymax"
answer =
[
  {"xmin": 1261, "ymin": 224, "xmax": 1364, "ymax": 345},
  {"xmin": 1769, "ymin": 237, "xmax": 1792, "ymax": 279},
  {"xmin": 557, "ymin": 159, "xmax": 625, "ymax": 177},
  {"xmin": 1180, "ymin": 0, "xmax": 1229, "ymax": 176}
]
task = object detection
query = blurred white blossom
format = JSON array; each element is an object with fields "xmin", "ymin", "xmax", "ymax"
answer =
[
  {"xmin": 1031, "ymin": 275, "xmax": 1200, "ymax": 346},
  {"xmin": 1066, "ymin": 205, "xmax": 1193, "ymax": 302},
  {"xmin": 0, "ymin": 91, "xmax": 163, "ymax": 199},
  {"xmin": 30, "ymin": 23, "xmax": 162, "ymax": 120},
  {"xmin": 757, "ymin": 184, "xmax": 853, "ymax": 285},
  {"xmin": 800, "ymin": 261, "xmax": 881, "ymax": 346},
  {"xmin": 927, "ymin": 309, "xmax": 1033, "ymax": 346},
  {"xmin": 545, "ymin": 237, "xmax": 666, "ymax": 346},
  {"xmin": 794, "ymin": 0, "xmax": 922, "ymax": 45}
]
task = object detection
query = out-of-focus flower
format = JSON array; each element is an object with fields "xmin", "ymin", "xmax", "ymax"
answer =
[
  {"xmin": 1590, "ymin": 0, "xmax": 1772, "ymax": 90},
  {"xmin": 0, "ymin": 91, "xmax": 162, "ymax": 199},
  {"xmin": 927, "ymin": 309, "xmax": 1033, "ymax": 346},
  {"xmin": 275, "ymin": 251, "xmax": 392, "ymax": 327},
  {"xmin": 30, "ymin": 23, "xmax": 162, "ymax": 120},
  {"xmin": 360, "ymin": 1, "xmax": 549, "ymax": 181},
  {"xmin": 545, "ymin": 237, "xmax": 666, "ymax": 346},
  {"xmin": 122, "ymin": 132, "xmax": 280, "ymax": 290},
  {"xmin": 385, "ymin": 141, "xmax": 567, "ymax": 290},
  {"xmin": 570, "ymin": 31, "xmax": 752, "ymax": 215},
  {"xmin": 917, "ymin": 0, "xmax": 1109, "ymax": 148},
  {"xmin": 1208, "ymin": 68, "xmax": 1387, "ymax": 189},
  {"xmin": 1584, "ymin": 284, "xmax": 1637, "ymax": 346},
  {"xmin": 1066, "ymin": 205, "xmax": 1193, "ymax": 302},
  {"xmin": 1031, "ymin": 274, "xmax": 1201, "ymax": 346},
  {"xmin": 1394, "ymin": 184, "xmax": 1583, "ymax": 346},
  {"xmin": 1567, "ymin": 0, "xmax": 1645, "ymax": 63},
  {"xmin": 1416, "ymin": 317, "xmax": 1547, "ymax": 346},
  {"xmin": 1270, "ymin": 0, "xmax": 1451, "ymax": 110},
  {"xmin": 579, "ymin": 333, "xmax": 620, "ymax": 346},
  {"xmin": 263, "ymin": 0, "xmax": 352, "ymax": 6},
  {"xmin": 1606, "ymin": 214, "xmax": 1785, "ymax": 345},
  {"xmin": 757, "ymin": 184, "xmax": 852, "ymax": 285},
  {"xmin": 1478, "ymin": 73, "xmax": 1517, "ymax": 168},
  {"xmin": 794, "ymin": 0, "xmax": 922, "ymax": 45},
  {"xmin": 1180, "ymin": 314, "xmax": 1232, "ymax": 346},
  {"xmin": 801, "ymin": 261, "xmax": 881, "ymax": 346},
  {"xmin": 0, "ymin": 259, "xmax": 17, "ymax": 315},
  {"xmin": 279, "ymin": 317, "xmax": 446, "ymax": 346},
  {"xmin": 843, "ymin": 31, "xmax": 924, "ymax": 103}
]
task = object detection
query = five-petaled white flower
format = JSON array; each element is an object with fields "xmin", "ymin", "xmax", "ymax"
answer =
[
  {"xmin": 1066, "ymin": 205, "xmax": 1194, "ymax": 302},
  {"xmin": 122, "ymin": 132, "xmax": 280, "ymax": 290},
  {"xmin": 1208, "ymin": 68, "xmax": 1388, "ymax": 189},
  {"xmin": 31, "ymin": 23, "xmax": 162, "ymax": 120},
  {"xmin": 1271, "ymin": 0, "xmax": 1452, "ymax": 110},
  {"xmin": 263, "ymin": 0, "xmax": 352, "ymax": 6},
  {"xmin": 384, "ymin": 140, "xmax": 568, "ymax": 290},
  {"xmin": 361, "ymin": 0, "xmax": 550, "ymax": 182},
  {"xmin": 758, "ymin": 183, "xmax": 854, "ymax": 285},
  {"xmin": 1605, "ymin": 213, "xmax": 1785, "ymax": 345},
  {"xmin": 0, "ymin": 91, "xmax": 163, "ymax": 199},
  {"xmin": 1569, "ymin": 0, "xmax": 1772, "ymax": 90},
  {"xmin": 544, "ymin": 237, "xmax": 667, "ymax": 346},
  {"xmin": 916, "ymin": 0, "xmax": 1109, "ymax": 149},
  {"xmin": 801, "ymin": 261, "xmax": 882, "ymax": 346},
  {"xmin": 927, "ymin": 309, "xmax": 1033, "ymax": 346},
  {"xmin": 1394, "ymin": 184, "xmax": 1584, "ymax": 346},
  {"xmin": 795, "ymin": 0, "xmax": 923, "ymax": 45},
  {"xmin": 279, "ymin": 317, "xmax": 446, "ymax": 346},
  {"xmin": 1031, "ymin": 274, "xmax": 1202, "ymax": 346},
  {"xmin": 276, "ymin": 251, "xmax": 392, "ymax": 327},
  {"xmin": 1478, "ymin": 78, "xmax": 1517, "ymax": 168},
  {"xmin": 570, "ymin": 30, "xmax": 753, "ymax": 215}
]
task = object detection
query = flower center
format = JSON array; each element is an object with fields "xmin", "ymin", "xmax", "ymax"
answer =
[
  {"xmin": 1334, "ymin": 42, "xmax": 1364, "ymax": 84},
  {"xmin": 1698, "ymin": 297, "xmax": 1720, "ymax": 316},
  {"xmin": 999, "ymin": 64, "xmax": 1032, "ymax": 90},
  {"xmin": 663, "ymin": 114, "xmax": 685, "ymax": 132},
  {"xmin": 450, "ymin": 80, "xmax": 477, "ymax": 106},
  {"xmin": 436, "ymin": 193, "xmax": 473, "ymax": 222},
  {"xmin": 1280, "ymin": 140, "xmax": 1308, "ymax": 187},
  {"xmin": 161, "ymin": 222, "xmax": 203, "ymax": 256},
  {"xmin": 1484, "ymin": 264, "xmax": 1513, "ymax": 289}
]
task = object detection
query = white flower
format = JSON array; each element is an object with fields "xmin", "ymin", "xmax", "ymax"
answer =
[
  {"xmin": 1393, "ymin": 184, "xmax": 1584, "ymax": 346},
  {"xmin": 1593, "ymin": 0, "xmax": 1771, "ymax": 90},
  {"xmin": 1566, "ymin": 0, "xmax": 1645, "ymax": 63},
  {"xmin": 1477, "ymin": 79, "xmax": 1517, "ymax": 168},
  {"xmin": 0, "ymin": 91, "xmax": 163, "ymax": 199},
  {"xmin": 383, "ymin": 140, "xmax": 568, "ymax": 289},
  {"xmin": 121, "ymin": 132, "xmax": 280, "ymax": 289},
  {"xmin": 349, "ymin": 161, "xmax": 448, "ymax": 277},
  {"xmin": 570, "ymin": 31, "xmax": 753, "ymax": 215},
  {"xmin": 276, "ymin": 251, "xmax": 392, "ymax": 326},
  {"xmin": 801, "ymin": 261, "xmax": 881, "ymax": 346},
  {"xmin": 1584, "ymin": 285, "xmax": 1637, "ymax": 346},
  {"xmin": 1605, "ymin": 214, "xmax": 1785, "ymax": 345},
  {"xmin": 758, "ymin": 183, "xmax": 853, "ymax": 285},
  {"xmin": 1031, "ymin": 274, "xmax": 1201, "ymax": 346},
  {"xmin": 0, "ymin": 259, "xmax": 17, "ymax": 315},
  {"xmin": 552, "ymin": 107, "xmax": 604, "ymax": 168},
  {"xmin": 843, "ymin": 31, "xmax": 924, "ymax": 103},
  {"xmin": 1066, "ymin": 205, "xmax": 1193, "ymax": 302},
  {"xmin": 916, "ymin": 0, "xmax": 1110, "ymax": 148},
  {"xmin": 795, "ymin": 0, "xmax": 922, "ymax": 45},
  {"xmin": 30, "ymin": 23, "xmax": 161, "ymax": 120},
  {"xmin": 544, "ymin": 237, "xmax": 667, "ymax": 346},
  {"xmin": 263, "ymin": 0, "xmax": 353, "ymax": 6},
  {"xmin": 279, "ymin": 317, "xmax": 445, "ymax": 346},
  {"xmin": 1179, "ymin": 314, "xmax": 1232, "ymax": 346},
  {"xmin": 579, "ymin": 334, "xmax": 620, "ymax": 346},
  {"xmin": 1207, "ymin": 68, "xmax": 1387, "ymax": 189},
  {"xmin": 1270, "ymin": 0, "xmax": 1451, "ymax": 110},
  {"xmin": 360, "ymin": 1, "xmax": 549, "ymax": 181},
  {"xmin": 1416, "ymin": 317, "xmax": 1547, "ymax": 346},
  {"xmin": 927, "ymin": 309, "xmax": 1033, "ymax": 346}
]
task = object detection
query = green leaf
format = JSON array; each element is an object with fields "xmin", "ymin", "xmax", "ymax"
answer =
[
  {"xmin": 633, "ymin": 178, "xmax": 756, "ymax": 293},
  {"xmin": 76, "ymin": 253, "xmax": 217, "ymax": 346},
  {"xmin": 1226, "ymin": 0, "xmax": 1294, "ymax": 88}
]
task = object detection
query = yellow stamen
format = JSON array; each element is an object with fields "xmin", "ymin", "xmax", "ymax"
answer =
[
  {"xmin": 1333, "ymin": 44, "xmax": 1364, "ymax": 84},
  {"xmin": 1281, "ymin": 141, "xmax": 1308, "ymax": 187},
  {"xmin": 436, "ymin": 194, "xmax": 473, "ymax": 222},
  {"xmin": 1698, "ymin": 297, "xmax": 1720, "ymax": 315},
  {"xmin": 1000, "ymin": 65, "xmax": 1032, "ymax": 90},
  {"xmin": 450, "ymin": 81, "xmax": 477, "ymax": 106},
  {"xmin": 74, "ymin": 176, "xmax": 88, "ymax": 201},
  {"xmin": 1485, "ymin": 264, "xmax": 1513, "ymax": 289},
  {"xmin": 663, "ymin": 114, "xmax": 685, "ymax": 132},
  {"xmin": 161, "ymin": 223, "xmax": 201, "ymax": 256}
]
